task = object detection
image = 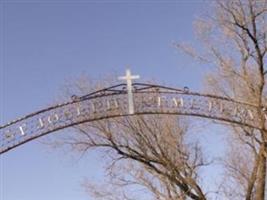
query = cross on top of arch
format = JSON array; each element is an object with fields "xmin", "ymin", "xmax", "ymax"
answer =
[{"xmin": 118, "ymin": 69, "xmax": 140, "ymax": 114}]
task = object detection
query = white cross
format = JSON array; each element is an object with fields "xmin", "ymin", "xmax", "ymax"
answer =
[{"xmin": 118, "ymin": 69, "xmax": 140, "ymax": 114}]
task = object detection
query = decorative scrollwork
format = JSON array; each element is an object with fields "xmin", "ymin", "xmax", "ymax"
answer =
[{"xmin": 0, "ymin": 83, "xmax": 264, "ymax": 154}]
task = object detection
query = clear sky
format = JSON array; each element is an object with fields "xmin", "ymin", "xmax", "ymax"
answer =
[{"xmin": 0, "ymin": 1, "xmax": 222, "ymax": 200}]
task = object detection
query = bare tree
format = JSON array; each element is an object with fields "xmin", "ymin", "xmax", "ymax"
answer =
[
  {"xmin": 53, "ymin": 1, "xmax": 267, "ymax": 199},
  {"xmin": 176, "ymin": 0, "xmax": 267, "ymax": 199},
  {"xmin": 54, "ymin": 77, "xmax": 209, "ymax": 200}
]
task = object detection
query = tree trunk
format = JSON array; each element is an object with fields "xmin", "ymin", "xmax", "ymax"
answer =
[{"xmin": 255, "ymin": 145, "xmax": 266, "ymax": 200}]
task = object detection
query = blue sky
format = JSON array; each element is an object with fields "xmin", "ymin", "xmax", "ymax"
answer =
[{"xmin": 0, "ymin": 1, "xmax": 221, "ymax": 200}]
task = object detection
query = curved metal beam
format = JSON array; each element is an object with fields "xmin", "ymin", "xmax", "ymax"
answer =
[{"xmin": 0, "ymin": 83, "xmax": 264, "ymax": 154}]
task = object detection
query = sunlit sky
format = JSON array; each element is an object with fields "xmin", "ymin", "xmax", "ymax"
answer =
[{"xmin": 0, "ymin": 1, "xmax": 225, "ymax": 200}]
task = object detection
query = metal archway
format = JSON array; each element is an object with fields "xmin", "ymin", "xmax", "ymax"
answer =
[{"xmin": 0, "ymin": 83, "xmax": 264, "ymax": 154}]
